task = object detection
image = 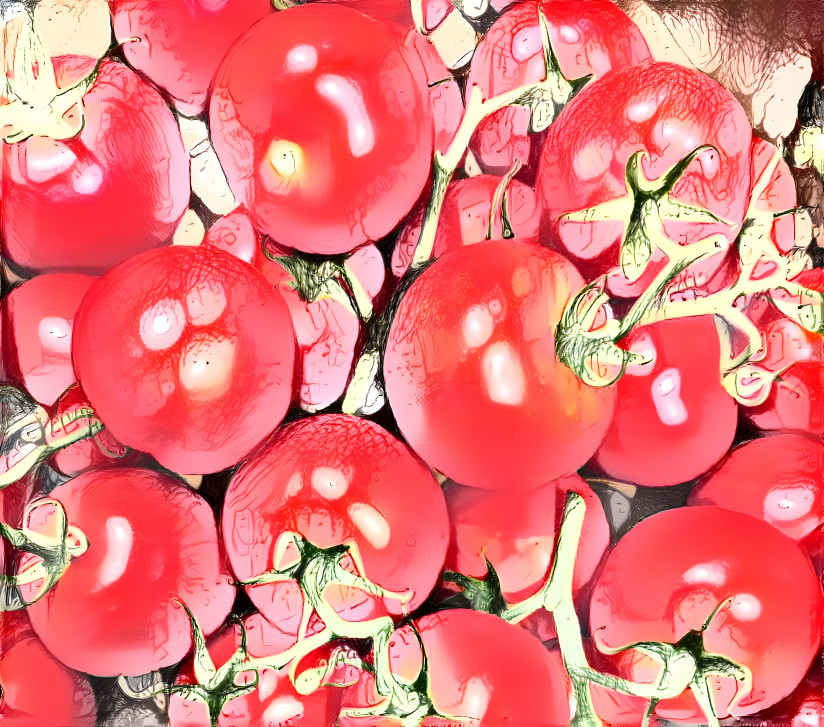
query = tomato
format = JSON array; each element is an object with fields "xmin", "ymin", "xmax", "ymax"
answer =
[
  {"xmin": 203, "ymin": 208, "xmax": 265, "ymax": 268},
  {"xmin": 222, "ymin": 414, "xmax": 450, "ymax": 629},
  {"xmin": 593, "ymin": 315, "xmax": 738, "ymax": 487},
  {"xmin": 209, "ymin": 5, "xmax": 434, "ymax": 254},
  {"xmin": 589, "ymin": 506, "xmax": 824, "ymax": 720},
  {"xmin": 0, "ymin": 612, "xmax": 97, "ymax": 727},
  {"xmin": 466, "ymin": 0, "xmax": 651, "ymax": 173},
  {"xmin": 444, "ymin": 474, "xmax": 609, "ymax": 602},
  {"xmin": 688, "ymin": 432, "xmax": 824, "ymax": 541},
  {"xmin": 746, "ymin": 359, "xmax": 824, "ymax": 436},
  {"xmin": 391, "ymin": 173, "xmax": 540, "ymax": 276},
  {"xmin": 168, "ymin": 614, "xmax": 341, "ymax": 727},
  {"xmin": 111, "ymin": 0, "xmax": 272, "ymax": 117},
  {"xmin": 21, "ymin": 468, "xmax": 235, "ymax": 676},
  {"xmin": 1, "ymin": 60, "xmax": 190, "ymax": 276},
  {"xmin": 536, "ymin": 61, "xmax": 753, "ymax": 298},
  {"xmin": 343, "ymin": 609, "xmax": 570, "ymax": 725},
  {"xmin": 71, "ymin": 245, "xmax": 295, "ymax": 475},
  {"xmin": 1, "ymin": 274, "xmax": 95, "ymax": 406},
  {"xmin": 384, "ymin": 239, "xmax": 615, "ymax": 490}
]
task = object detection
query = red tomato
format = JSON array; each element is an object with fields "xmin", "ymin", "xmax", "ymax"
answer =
[
  {"xmin": 589, "ymin": 506, "xmax": 824, "ymax": 719},
  {"xmin": 383, "ymin": 239, "xmax": 616, "ymax": 490},
  {"xmin": 536, "ymin": 62, "xmax": 753, "ymax": 298},
  {"xmin": 391, "ymin": 174, "xmax": 540, "ymax": 276},
  {"xmin": 746, "ymin": 359, "xmax": 824, "ymax": 436},
  {"xmin": 71, "ymin": 245, "xmax": 295, "ymax": 475},
  {"xmin": 1, "ymin": 274, "xmax": 95, "ymax": 406},
  {"xmin": 1, "ymin": 60, "xmax": 190, "ymax": 276},
  {"xmin": 203, "ymin": 208, "xmax": 265, "ymax": 267},
  {"xmin": 222, "ymin": 414, "xmax": 450, "ymax": 629},
  {"xmin": 111, "ymin": 0, "xmax": 272, "ymax": 116},
  {"xmin": 23, "ymin": 468, "xmax": 236, "ymax": 677},
  {"xmin": 749, "ymin": 136, "xmax": 798, "ymax": 255},
  {"xmin": 466, "ymin": 0, "xmax": 651, "ymax": 173},
  {"xmin": 689, "ymin": 433, "xmax": 824, "ymax": 541},
  {"xmin": 0, "ymin": 612, "xmax": 97, "ymax": 727},
  {"xmin": 168, "ymin": 615, "xmax": 341, "ymax": 727},
  {"xmin": 594, "ymin": 316, "xmax": 738, "ymax": 487},
  {"xmin": 209, "ymin": 5, "xmax": 434, "ymax": 254}
]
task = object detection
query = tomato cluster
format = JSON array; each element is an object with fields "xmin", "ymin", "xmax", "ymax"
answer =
[{"xmin": 1, "ymin": 1, "xmax": 823, "ymax": 726}]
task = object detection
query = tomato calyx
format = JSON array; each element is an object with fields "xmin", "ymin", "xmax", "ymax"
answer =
[
  {"xmin": 442, "ymin": 558, "xmax": 508, "ymax": 615},
  {"xmin": 0, "ymin": 497, "xmax": 89, "ymax": 607},
  {"xmin": 0, "ymin": 384, "xmax": 104, "ymax": 488}
]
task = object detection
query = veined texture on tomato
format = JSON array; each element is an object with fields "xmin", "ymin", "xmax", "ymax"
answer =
[
  {"xmin": 71, "ymin": 245, "xmax": 296, "ymax": 475},
  {"xmin": 383, "ymin": 239, "xmax": 616, "ymax": 490},
  {"xmin": 209, "ymin": 4, "xmax": 434, "ymax": 255},
  {"xmin": 1, "ymin": 60, "xmax": 190, "ymax": 276}
]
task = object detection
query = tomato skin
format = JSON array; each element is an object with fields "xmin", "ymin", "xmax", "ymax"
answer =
[
  {"xmin": 0, "ymin": 612, "xmax": 97, "ymax": 727},
  {"xmin": 209, "ymin": 5, "xmax": 434, "ymax": 255},
  {"xmin": 536, "ymin": 62, "xmax": 753, "ymax": 297},
  {"xmin": 1, "ymin": 60, "xmax": 190, "ymax": 276},
  {"xmin": 467, "ymin": 0, "xmax": 651, "ymax": 173},
  {"xmin": 384, "ymin": 239, "xmax": 616, "ymax": 490},
  {"xmin": 746, "ymin": 360, "xmax": 824, "ymax": 437},
  {"xmin": 24, "ymin": 468, "xmax": 235, "ymax": 677},
  {"xmin": 222, "ymin": 414, "xmax": 450, "ymax": 627},
  {"xmin": 71, "ymin": 245, "xmax": 296, "ymax": 475},
  {"xmin": 111, "ymin": 0, "xmax": 272, "ymax": 116},
  {"xmin": 594, "ymin": 316, "xmax": 738, "ymax": 487},
  {"xmin": 1, "ymin": 274, "xmax": 95, "ymax": 406},
  {"xmin": 589, "ymin": 506, "xmax": 824, "ymax": 719},
  {"xmin": 688, "ymin": 433, "xmax": 824, "ymax": 541}
]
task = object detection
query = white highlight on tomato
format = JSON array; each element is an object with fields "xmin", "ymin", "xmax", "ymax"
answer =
[
  {"xmin": 764, "ymin": 486, "xmax": 815, "ymax": 522},
  {"xmin": 494, "ymin": 536, "xmax": 554, "ymax": 594},
  {"xmin": 316, "ymin": 74, "xmax": 375, "ymax": 158},
  {"xmin": 511, "ymin": 26, "xmax": 542, "ymax": 62},
  {"xmin": 185, "ymin": 280, "xmax": 227, "ymax": 326},
  {"xmin": 482, "ymin": 341, "xmax": 526, "ymax": 406},
  {"xmin": 286, "ymin": 473, "xmax": 304, "ymax": 498},
  {"xmin": 139, "ymin": 299, "xmax": 186, "ymax": 351},
  {"xmin": 93, "ymin": 516, "xmax": 133, "ymax": 591},
  {"xmin": 72, "ymin": 164, "xmax": 104, "ymax": 195},
  {"xmin": 461, "ymin": 675, "xmax": 493, "ymax": 719},
  {"xmin": 23, "ymin": 138, "xmax": 77, "ymax": 183},
  {"xmin": 558, "ymin": 24, "xmax": 581, "ymax": 44},
  {"xmin": 348, "ymin": 502, "xmax": 391, "ymax": 550},
  {"xmin": 651, "ymin": 367, "xmax": 688, "ymax": 426},
  {"xmin": 573, "ymin": 140, "xmax": 612, "ymax": 182},
  {"xmin": 728, "ymin": 593, "xmax": 763, "ymax": 622},
  {"xmin": 626, "ymin": 331, "xmax": 657, "ymax": 376},
  {"xmin": 463, "ymin": 304, "xmax": 495, "ymax": 349},
  {"xmin": 262, "ymin": 694, "xmax": 305, "ymax": 724},
  {"xmin": 626, "ymin": 100, "xmax": 657, "ymax": 123},
  {"xmin": 311, "ymin": 467, "xmax": 349, "ymax": 500},
  {"xmin": 286, "ymin": 44, "xmax": 318, "ymax": 74},
  {"xmin": 682, "ymin": 562, "xmax": 727, "ymax": 587},
  {"xmin": 178, "ymin": 337, "xmax": 237, "ymax": 399},
  {"xmin": 38, "ymin": 316, "xmax": 72, "ymax": 354}
]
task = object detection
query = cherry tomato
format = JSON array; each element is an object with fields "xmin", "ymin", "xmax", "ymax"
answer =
[
  {"xmin": 467, "ymin": 0, "xmax": 651, "ymax": 173},
  {"xmin": 23, "ymin": 468, "xmax": 236, "ymax": 677},
  {"xmin": 209, "ymin": 4, "xmax": 434, "ymax": 254},
  {"xmin": 222, "ymin": 414, "xmax": 450, "ymax": 629},
  {"xmin": 689, "ymin": 432, "xmax": 824, "ymax": 541},
  {"xmin": 594, "ymin": 315, "xmax": 738, "ymax": 487},
  {"xmin": 0, "ymin": 612, "xmax": 97, "ymax": 727},
  {"xmin": 1, "ymin": 274, "xmax": 95, "ymax": 406},
  {"xmin": 1, "ymin": 60, "xmax": 190, "ymax": 276},
  {"xmin": 71, "ymin": 245, "xmax": 295, "ymax": 475},
  {"xmin": 111, "ymin": 0, "xmax": 272, "ymax": 116},
  {"xmin": 589, "ymin": 506, "xmax": 824, "ymax": 719},
  {"xmin": 384, "ymin": 239, "xmax": 616, "ymax": 490},
  {"xmin": 536, "ymin": 61, "xmax": 753, "ymax": 298},
  {"xmin": 746, "ymin": 359, "xmax": 824, "ymax": 436}
]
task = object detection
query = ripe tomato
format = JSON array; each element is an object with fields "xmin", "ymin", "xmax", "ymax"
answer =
[
  {"xmin": 0, "ymin": 612, "xmax": 97, "ymax": 727},
  {"xmin": 383, "ymin": 239, "xmax": 616, "ymax": 490},
  {"xmin": 209, "ymin": 5, "xmax": 434, "ymax": 254},
  {"xmin": 536, "ymin": 62, "xmax": 753, "ymax": 297},
  {"xmin": 1, "ymin": 60, "xmax": 190, "ymax": 276},
  {"xmin": 689, "ymin": 433, "xmax": 824, "ymax": 541},
  {"xmin": 111, "ymin": 0, "xmax": 272, "ymax": 116},
  {"xmin": 71, "ymin": 245, "xmax": 295, "ymax": 475},
  {"xmin": 222, "ymin": 414, "xmax": 450, "ymax": 629},
  {"xmin": 589, "ymin": 506, "xmax": 824, "ymax": 720},
  {"xmin": 23, "ymin": 468, "xmax": 236, "ymax": 677},
  {"xmin": 745, "ymin": 359, "xmax": 824, "ymax": 436},
  {"xmin": 466, "ymin": 0, "xmax": 651, "ymax": 173},
  {"xmin": 1, "ymin": 274, "xmax": 95, "ymax": 406},
  {"xmin": 593, "ymin": 315, "xmax": 738, "ymax": 487},
  {"xmin": 168, "ymin": 614, "xmax": 341, "ymax": 727}
]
